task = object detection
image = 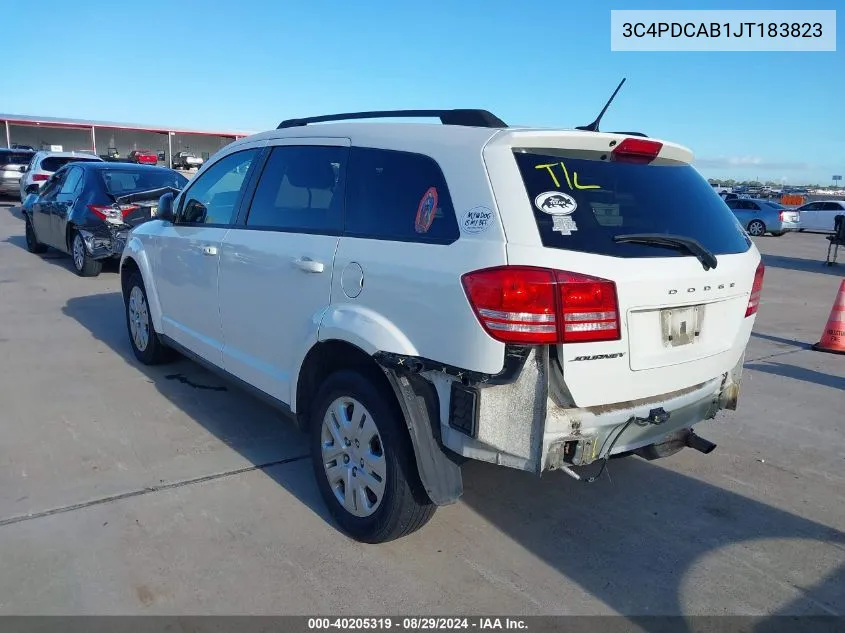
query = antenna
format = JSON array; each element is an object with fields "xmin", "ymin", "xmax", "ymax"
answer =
[{"xmin": 575, "ymin": 78, "xmax": 626, "ymax": 133}]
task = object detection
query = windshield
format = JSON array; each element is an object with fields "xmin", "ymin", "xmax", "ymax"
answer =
[
  {"xmin": 101, "ymin": 169, "xmax": 188, "ymax": 196},
  {"xmin": 513, "ymin": 149, "xmax": 752, "ymax": 258},
  {"xmin": 0, "ymin": 151, "xmax": 34, "ymax": 166}
]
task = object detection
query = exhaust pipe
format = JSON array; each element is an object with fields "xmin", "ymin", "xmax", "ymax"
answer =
[{"xmin": 686, "ymin": 432, "xmax": 717, "ymax": 455}]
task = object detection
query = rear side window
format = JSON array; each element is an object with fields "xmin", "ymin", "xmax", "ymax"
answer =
[
  {"xmin": 59, "ymin": 167, "xmax": 84, "ymax": 195},
  {"xmin": 513, "ymin": 149, "xmax": 751, "ymax": 258},
  {"xmin": 41, "ymin": 156, "xmax": 100, "ymax": 172},
  {"xmin": 246, "ymin": 145, "xmax": 346, "ymax": 233},
  {"xmin": 345, "ymin": 147, "xmax": 459, "ymax": 244}
]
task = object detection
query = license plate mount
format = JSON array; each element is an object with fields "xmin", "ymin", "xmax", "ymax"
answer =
[{"xmin": 660, "ymin": 305, "xmax": 702, "ymax": 347}]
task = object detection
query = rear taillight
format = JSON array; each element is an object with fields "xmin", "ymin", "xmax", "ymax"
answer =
[
  {"xmin": 555, "ymin": 271, "xmax": 620, "ymax": 342},
  {"xmin": 779, "ymin": 211, "xmax": 784, "ymax": 221},
  {"xmin": 611, "ymin": 138, "xmax": 663, "ymax": 164},
  {"xmin": 461, "ymin": 266, "xmax": 621, "ymax": 345},
  {"xmin": 32, "ymin": 174, "xmax": 50, "ymax": 182},
  {"xmin": 87, "ymin": 204, "xmax": 140, "ymax": 223},
  {"xmin": 746, "ymin": 262, "xmax": 765, "ymax": 317}
]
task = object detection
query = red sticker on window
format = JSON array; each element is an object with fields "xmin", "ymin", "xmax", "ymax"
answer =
[{"xmin": 414, "ymin": 187, "xmax": 438, "ymax": 234}]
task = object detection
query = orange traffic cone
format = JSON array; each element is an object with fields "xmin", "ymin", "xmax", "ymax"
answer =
[{"xmin": 812, "ymin": 279, "xmax": 845, "ymax": 355}]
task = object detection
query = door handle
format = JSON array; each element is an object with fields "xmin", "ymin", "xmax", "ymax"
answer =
[
  {"xmin": 202, "ymin": 245, "xmax": 218, "ymax": 256},
  {"xmin": 293, "ymin": 257, "xmax": 325, "ymax": 273}
]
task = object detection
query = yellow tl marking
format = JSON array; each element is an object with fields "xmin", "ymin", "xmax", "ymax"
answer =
[
  {"xmin": 534, "ymin": 163, "xmax": 560, "ymax": 188},
  {"xmin": 573, "ymin": 172, "xmax": 601, "ymax": 190},
  {"xmin": 558, "ymin": 162, "xmax": 574, "ymax": 191}
]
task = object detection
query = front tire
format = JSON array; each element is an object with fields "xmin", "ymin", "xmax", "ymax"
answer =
[
  {"xmin": 310, "ymin": 370, "xmax": 435, "ymax": 543},
  {"xmin": 747, "ymin": 220, "xmax": 766, "ymax": 237},
  {"xmin": 25, "ymin": 217, "xmax": 47, "ymax": 254},
  {"xmin": 71, "ymin": 231, "xmax": 102, "ymax": 277},
  {"xmin": 124, "ymin": 272, "xmax": 173, "ymax": 365}
]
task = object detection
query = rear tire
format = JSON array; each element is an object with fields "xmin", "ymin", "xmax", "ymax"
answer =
[
  {"xmin": 70, "ymin": 231, "xmax": 102, "ymax": 277},
  {"xmin": 123, "ymin": 272, "xmax": 174, "ymax": 365},
  {"xmin": 747, "ymin": 220, "xmax": 766, "ymax": 237},
  {"xmin": 310, "ymin": 370, "xmax": 435, "ymax": 543},
  {"xmin": 24, "ymin": 216, "xmax": 47, "ymax": 254}
]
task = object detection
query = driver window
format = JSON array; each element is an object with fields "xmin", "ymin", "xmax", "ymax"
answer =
[{"xmin": 178, "ymin": 149, "xmax": 259, "ymax": 225}]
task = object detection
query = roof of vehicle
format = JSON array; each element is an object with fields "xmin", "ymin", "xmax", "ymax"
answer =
[
  {"xmin": 226, "ymin": 122, "xmax": 694, "ymax": 163},
  {"xmin": 35, "ymin": 151, "xmax": 103, "ymax": 160},
  {"xmin": 69, "ymin": 162, "xmax": 180, "ymax": 173}
]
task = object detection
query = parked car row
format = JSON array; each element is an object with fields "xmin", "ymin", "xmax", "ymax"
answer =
[
  {"xmin": 724, "ymin": 196, "xmax": 845, "ymax": 236},
  {"xmin": 0, "ymin": 148, "xmax": 206, "ymax": 203},
  {"xmin": 21, "ymin": 161, "xmax": 188, "ymax": 276}
]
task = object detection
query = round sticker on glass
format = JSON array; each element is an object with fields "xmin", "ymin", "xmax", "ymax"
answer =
[
  {"xmin": 534, "ymin": 191, "xmax": 577, "ymax": 215},
  {"xmin": 461, "ymin": 206, "xmax": 494, "ymax": 234}
]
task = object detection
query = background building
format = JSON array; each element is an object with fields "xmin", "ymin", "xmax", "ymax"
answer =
[{"xmin": 1, "ymin": 113, "xmax": 251, "ymax": 165}]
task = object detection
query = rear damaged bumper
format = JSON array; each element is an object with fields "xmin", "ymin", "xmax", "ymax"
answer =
[
  {"xmin": 378, "ymin": 346, "xmax": 745, "ymax": 482},
  {"xmin": 77, "ymin": 226, "xmax": 130, "ymax": 260}
]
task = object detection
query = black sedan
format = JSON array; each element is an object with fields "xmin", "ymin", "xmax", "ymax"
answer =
[{"xmin": 22, "ymin": 162, "xmax": 188, "ymax": 277}]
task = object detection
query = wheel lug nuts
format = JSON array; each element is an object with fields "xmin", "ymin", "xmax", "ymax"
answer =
[
  {"xmin": 360, "ymin": 459, "xmax": 364, "ymax": 468},
  {"xmin": 354, "ymin": 439, "xmax": 360, "ymax": 448},
  {"xmin": 343, "ymin": 455, "xmax": 349, "ymax": 464},
  {"xmin": 352, "ymin": 468, "xmax": 357, "ymax": 477}
]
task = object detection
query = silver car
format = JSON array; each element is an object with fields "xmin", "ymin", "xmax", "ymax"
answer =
[
  {"xmin": 0, "ymin": 149, "xmax": 35, "ymax": 197},
  {"xmin": 725, "ymin": 197, "xmax": 800, "ymax": 237}
]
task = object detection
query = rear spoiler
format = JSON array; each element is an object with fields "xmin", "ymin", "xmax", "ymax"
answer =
[{"xmin": 113, "ymin": 186, "xmax": 182, "ymax": 204}]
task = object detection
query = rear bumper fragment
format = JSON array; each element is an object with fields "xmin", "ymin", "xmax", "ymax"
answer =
[
  {"xmin": 386, "ymin": 346, "xmax": 745, "ymax": 476},
  {"xmin": 78, "ymin": 226, "xmax": 130, "ymax": 260}
]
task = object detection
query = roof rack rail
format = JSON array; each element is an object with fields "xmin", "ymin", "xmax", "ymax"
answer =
[{"xmin": 277, "ymin": 109, "xmax": 507, "ymax": 130}]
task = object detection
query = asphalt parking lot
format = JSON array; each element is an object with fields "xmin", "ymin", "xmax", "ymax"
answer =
[{"xmin": 0, "ymin": 199, "xmax": 842, "ymax": 617}]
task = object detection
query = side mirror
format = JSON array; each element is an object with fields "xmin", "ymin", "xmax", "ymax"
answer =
[
  {"xmin": 157, "ymin": 192, "xmax": 175, "ymax": 222},
  {"xmin": 19, "ymin": 165, "xmax": 26, "ymax": 173},
  {"xmin": 25, "ymin": 184, "xmax": 40, "ymax": 195}
]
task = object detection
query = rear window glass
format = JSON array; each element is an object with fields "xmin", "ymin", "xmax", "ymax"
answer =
[
  {"xmin": 101, "ymin": 169, "xmax": 188, "ymax": 195},
  {"xmin": 513, "ymin": 149, "xmax": 751, "ymax": 258},
  {"xmin": 345, "ymin": 147, "xmax": 459, "ymax": 244},
  {"xmin": 41, "ymin": 156, "xmax": 100, "ymax": 172},
  {"xmin": 0, "ymin": 151, "xmax": 34, "ymax": 165}
]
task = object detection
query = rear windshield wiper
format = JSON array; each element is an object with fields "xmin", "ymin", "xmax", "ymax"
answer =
[{"xmin": 613, "ymin": 233, "xmax": 718, "ymax": 271}]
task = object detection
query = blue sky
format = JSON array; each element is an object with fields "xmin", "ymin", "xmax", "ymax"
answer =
[{"xmin": 5, "ymin": 0, "xmax": 842, "ymax": 184}]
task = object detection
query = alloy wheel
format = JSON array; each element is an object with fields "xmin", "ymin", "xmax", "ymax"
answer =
[
  {"xmin": 72, "ymin": 234, "xmax": 86, "ymax": 271},
  {"xmin": 128, "ymin": 286, "xmax": 150, "ymax": 352}
]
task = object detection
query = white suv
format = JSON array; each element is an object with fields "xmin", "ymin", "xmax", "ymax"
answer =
[
  {"xmin": 120, "ymin": 109, "xmax": 764, "ymax": 543},
  {"xmin": 20, "ymin": 150, "xmax": 103, "ymax": 200}
]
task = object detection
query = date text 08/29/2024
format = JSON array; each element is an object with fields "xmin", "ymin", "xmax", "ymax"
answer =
[{"xmin": 307, "ymin": 617, "xmax": 529, "ymax": 630}]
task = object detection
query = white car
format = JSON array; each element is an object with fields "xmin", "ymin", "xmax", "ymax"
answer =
[
  {"xmin": 794, "ymin": 200, "xmax": 845, "ymax": 232},
  {"xmin": 19, "ymin": 151, "xmax": 103, "ymax": 201},
  {"xmin": 120, "ymin": 109, "xmax": 764, "ymax": 543}
]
